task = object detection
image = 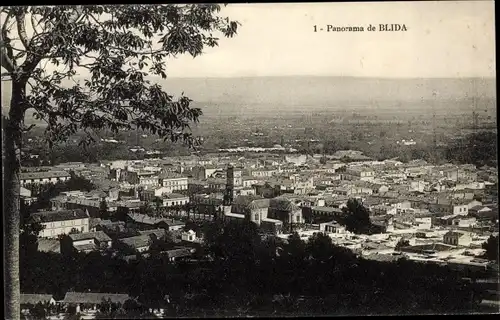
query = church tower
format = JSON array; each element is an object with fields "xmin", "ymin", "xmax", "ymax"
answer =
[{"xmin": 224, "ymin": 164, "xmax": 242, "ymax": 205}]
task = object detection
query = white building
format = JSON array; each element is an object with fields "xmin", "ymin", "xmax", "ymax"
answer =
[{"xmin": 32, "ymin": 209, "xmax": 90, "ymax": 238}]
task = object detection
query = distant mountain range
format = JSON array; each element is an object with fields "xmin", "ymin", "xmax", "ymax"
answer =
[{"xmin": 2, "ymin": 76, "xmax": 496, "ymax": 125}]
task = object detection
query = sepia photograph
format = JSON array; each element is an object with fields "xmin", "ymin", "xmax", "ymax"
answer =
[{"xmin": 1, "ymin": 2, "xmax": 498, "ymax": 319}]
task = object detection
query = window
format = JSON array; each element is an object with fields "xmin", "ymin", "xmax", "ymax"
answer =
[
  {"xmin": 81, "ymin": 227, "xmax": 84, "ymax": 232},
  {"xmin": 254, "ymin": 213, "xmax": 259, "ymax": 221}
]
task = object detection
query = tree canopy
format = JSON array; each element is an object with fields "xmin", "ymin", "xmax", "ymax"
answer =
[
  {"xmin": 340, "ymin": 199, "xmax": 373, "ymax": 234},
  {"xmin": 482, "ymin": 235, "xmax": 499, "ymax": 263},
  {"xmin": 2, "ymin": 5, "xmax": 239, "ymax": 147},
  {"xmin": 2, "ymin": 5, "xmax": 239, "ymax": 320}
]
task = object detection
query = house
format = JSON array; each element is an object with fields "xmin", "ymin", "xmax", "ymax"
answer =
[
  {"xmin": 20, "ymin": 186, "xmax": 37, "ymax": 206},
  {"xmin": 319, "ymin": 221, "xmax": 346, "ymax": 234},
  {"xmin": 191, "ymin": 164, "xmax": 219, "ymax": 180},
  {"xmin": 371, "ymin": 205, "xmax": 398, "ymax": 216},
  {"xmin": 431, "ymin": 200, "xmax": 469, "ymax": 216},
  {"xmin": 20, "ymin": 170, "xmax": 71, "ymax": 186},
  {"xmin": 31, "ymin": 209, "xmax": 90, "ymax": 238},
  {"xmin": 342, "ymin": 166, "xmax": 375, "ymax": 181},
  {"xmin": 126, "ymin": 213, "xmax": 169, "ymax": 230},
  {"xmin": 181, "ymin": 230, "xmax": 199, "ymax": 242},
  {"xmin": 20, "ymin": 294, "xmax": 56, "ymax": 315},
  {"xmin": 61, "ymin": 292, "xmax": 131, "ymax": 313},
  {"xmin": 166, "ymin": 219, "xmax": 185, "ymax": 231},
  {"xmin": 159, "ymin": 172, "xmax": 188, "ymax": 191},
  {"xmin": 443, "ymin": 230, "xmax": 473, "ymax": 247},
  {"xmin": 414, "ymin": 217, "xmax": 432, "ymax": 229},
  {"xmin": 161, "ymin": 193, "xmax": 190, "ymax": 207},
  {"xmin": 165, "ymin": 248, "xmax": 193, "ymax": 262},
  {"xmin": 468, "ymin": 205, "xmax": 493, "ymax": 218},
  {"xmin": 21, "ymin": 294, "xmax": 56, "ymax": 306},
  {"xmin": 126, "ymin": 171, "xmax": 160, "ymax": 187},
  {"xmin": 452, "ymin": 217, "xmax": 477, "ymax": 228},
  {"xmin": 311, "ymin": 206, "xmax": 343, "ymax": 218},
  {"xmin": 68, "ymin": 231, "xmax": 112, "ymax": 253},
  {"xmin": 251, "ymin": 167, "xmax": 279, "ymax": 178},
  {"xmin": 117, "ymin": 234, "xmax": 154, "ymax": 253}
]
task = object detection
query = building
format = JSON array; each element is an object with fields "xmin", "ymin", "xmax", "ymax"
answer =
[
  {"xmin": 61, "ymin": 292, "xmax": 131, "ymax": 314},
  {"xmin": 20, "ymin": 170, "xmax": 71, "ymax": 186},
  {"xmin": 161, "ymin": 193, "xmax": 190, "ymax": 207},
  {"xmin": 165, "ymin": 248, "xmax": 193, "ymax": 262},
  {"xmin": 319, "ymin": 221, "xmax": 346, "ymax": 234},
  {"xmin": 159, "ymin": 172, "xmax": 188, "ymax": 192},
  {"xmin": 117, "ymin": 234, "xmax": 154, "ymax": 253},
  {"xmin": 126, "ymin": 171, "xmax": 160, "ymax": 187},
  {"xmin": 192, "ymin": 164, "xmax": 219, "ymax": 180},
  {"xmin": 310, "ymin": 206, "xmax": 344, "ymax": 218},
  {"xmin": 181, "ymin": 230, "xmax": 200, "ymax": 243},
  {"xmin": 468, "ymin": 205, "xmax": 493, "ymax": 218},
  {"xmin": 225, "ymin": 165, "xmax": 243, "ymax": 204},
  {"xmin": 431, "ymin": 199, "xmax": 469, "ymax": 216},
  {"xmin": 342, "ymin": 166, "xmax": 375, "ymax": 181},
  {"xmin": 68, "ymin": 231, "xmax": 112, "ymax": 253},
  {"xmin": 31, "ymin": 209, "xmax": 90, "ymax": 238},
  {"xmin": 443, "ymin": 230, "xmax": 473, "ymax": 247},
  {"xmin": 371, "ymin": 205, "xmax": 397, "ymax": 216},
  {"xmin": 20, "ymin": 294, "xmax": 56, "ymax": 316},
  {"xmin": 20, "ymin": 186, "xmax": 37, "ymax": 206},
  {"xmin": 126, "ymin": 213, "xmax": 169, "ymax": 230}
]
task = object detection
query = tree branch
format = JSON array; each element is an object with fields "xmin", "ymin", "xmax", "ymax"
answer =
[
  {"xmin": 1, "ymin": 11, "xmax": 16, "ymax": 72},
  {"xmin": 15, "ymin": 12, "xmax": 30, "ymax": 51}
]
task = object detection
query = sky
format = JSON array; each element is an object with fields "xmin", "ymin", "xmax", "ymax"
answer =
[
  {"xmin": 0, "ymin": 1, "xmax": 495, "ymax": 80},
  {"xmin": 164, "ymin": 1, "xmax": 496, "ymax": 78}
]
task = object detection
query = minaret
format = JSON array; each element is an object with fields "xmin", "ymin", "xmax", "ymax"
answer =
[{"xmin": 224, "ymin": 165, "xmax": 235, "ymax": 206}]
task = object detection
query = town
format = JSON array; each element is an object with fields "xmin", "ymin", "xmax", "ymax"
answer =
[
  {"xmin": 2, "ymin": 3, "xmax": 497, "ymax": 320},
  {"xmin": 19, "ymin": 147, "xmax": 499, "ymax": 318}
]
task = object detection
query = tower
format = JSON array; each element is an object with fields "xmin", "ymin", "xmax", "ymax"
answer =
[{"xmin": 224, "ymin": 164, "xmax": 242, "ymax": 206}]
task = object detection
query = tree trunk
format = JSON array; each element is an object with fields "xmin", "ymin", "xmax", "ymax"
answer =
[{"xmin": 3, "ymin": 82, "xmax": 26, "ymax": 320}]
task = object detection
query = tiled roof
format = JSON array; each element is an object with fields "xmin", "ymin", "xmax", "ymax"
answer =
[
  {"xmin": 312, "ymin": 206, "xmax": 343, "ymax": 214},
  {"xmin": 31, "ymin": 209, "xmax": 89, "ymax": 223},
  {"xmin": 159, "ymin": 172, "xmax": 186, "ymax": 179},
  {"xmin": 269, "ymin": 197, "xmax": 300, "ymax": 212},
  {"xmin": 127, "ymin": 213, "xmax": 168, "ymax": 225},
  {"xmin": 69, "ymin": 231, "xmax": 111, "ymax": 242},
  {"xmin": 20, "ymin": 294, "xmax": 54, "ymax": 305},
  {"xmin": 73, "ymin": 243, "xmax": 98, "ymax": 252},
  {"xmin": 138, "ymin": 229, "xmax": 167, "ymax": 238},
  {"xmin": 166, "ymin": 248, "xmax": 192, "ymax": 258},
  {"xmin": 119, "ymin": 235, "xmax": 151, "ymax": 249},
  {"xmin": 20, "ymin": 171, "xmax": 71, "ymax": 180},
  {"xmin": 37, "ymin": 239, "xmax": 61, "ymax": 253},
  {"xmin": 62, "ymin": 292, "xmax": 130, "ymax": 304},
  {"xmin": 247, "ymin": 199, "xmax": 271, "ymax": 210},
  {"xmin": 233, "ymin": 195, "xmax": 265, "ymax": 207}
]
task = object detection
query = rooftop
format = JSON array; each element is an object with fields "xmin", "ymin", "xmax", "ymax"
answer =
[
  {"xmin": 20, "ymin": 294, "xmax": 54, "ymax": 305},
  {"xmin": 20, "ymin": 171, "xmax": 71, "ymax": 180},
  {"xmin": 69, "ymin": 231, "xmax": 112, "ymax": 243},
  {"xmin": 61, "ymin": 292, "xmax": 130, "ymax": 304},
  {"xmin": 31, "ymin": 209, "xmax": 89, "ymax": 223}
]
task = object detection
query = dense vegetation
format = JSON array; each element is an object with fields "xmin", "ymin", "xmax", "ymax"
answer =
[
  {"xmin": 20, "ymin": 217, "xmax": 487, "ymax": 317},
  {"xmin": 482, "ymin": 235, "xmax": 499, "ymax": 263}
]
